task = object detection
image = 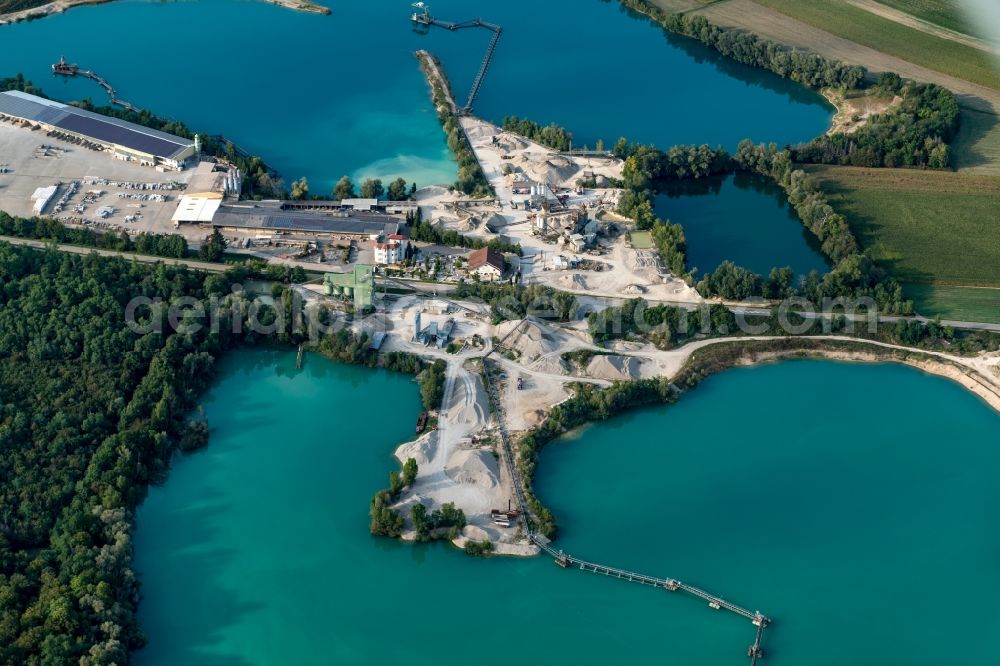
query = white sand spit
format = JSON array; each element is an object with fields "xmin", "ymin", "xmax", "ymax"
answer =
[{"xmin": 445, "ymin": 449, "xmax": 501, "ymax": 488}]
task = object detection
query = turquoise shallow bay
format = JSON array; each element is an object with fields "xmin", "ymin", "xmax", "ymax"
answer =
[
  {"xmin": 7, "ymin": 2, "xmax": 998, "ymax": 661},
  {"xmin": 135, "ymin": 352, "xmax": 1000, "ymax": 666},
  {"xmin": 0, "ymin": 0, "xmax": 832, "ymax": 191}
]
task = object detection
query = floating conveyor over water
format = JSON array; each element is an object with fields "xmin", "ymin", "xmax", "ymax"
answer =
[{"xmin": 410, "ymin": 3, "xmax": 502, "ymax": 115}]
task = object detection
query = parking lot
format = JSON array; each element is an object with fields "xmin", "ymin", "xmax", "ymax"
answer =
[{"xmin": 0, "ymin": 119, "xmax": 193, "ymax": 234}]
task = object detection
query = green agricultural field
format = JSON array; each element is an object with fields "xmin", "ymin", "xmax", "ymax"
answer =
[
  {"xmin": 807, "ymin": 166, "xmax": 1000, "ymax": 289},
  {"xmin": 751, "ymin": 0, "xmax": 1000, "ymax": 89},
  {"xmin": 874, "ymin": 0, "xmax": 976, "ymax": 36},
  {"xmin": 904, "ymin": 284, "xmax": 1000, "ymax": 323}
]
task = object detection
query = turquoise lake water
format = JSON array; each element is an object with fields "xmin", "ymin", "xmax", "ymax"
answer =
[
  {"xmin": 135, "ymin": 351, "xmax": 1000, "ymax": 666},
  {"xmin": 654, "ymin": 173, "xmax": 829, "ymax": 277},
  {"xmin": 0, "ymin": 0, "xmax": 832, "ymax": 191}
]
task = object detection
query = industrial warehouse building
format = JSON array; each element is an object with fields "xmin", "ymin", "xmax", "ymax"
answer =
[
  {"xmin": 210, "ymin": 202, "xmax": 409, "ymax": 239},
  {"xmin": 171, "ymin": 162, "xmax": 240, "ymax": 225},
  {"xmin": 0, "ymin": 90, "xmax": 196, "ymax": 169}
]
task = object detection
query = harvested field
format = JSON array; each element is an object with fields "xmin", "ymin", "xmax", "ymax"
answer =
[
  {"xmin": 856, "ymin": 0, "xmax": 995, "ymax": 51},
  {"xmin": 872, "ymin": 0, "xmax": 980, "ymax": 37},
  {"xmin": 750, "ymin": 0, "xmax": 1000, "ymax": 89},
  {"xmin": 689, "ymin": 0, "xmax": 1000, "ymax": 113}
]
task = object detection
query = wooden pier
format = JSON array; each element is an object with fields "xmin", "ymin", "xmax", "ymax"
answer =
[
  {"xmin": 410, "ymin": 4, "xmax": 502, "ymax": 114},
  {"xmin": 51, "ymin": 57, "xmax": 138, "ymax": 113}
]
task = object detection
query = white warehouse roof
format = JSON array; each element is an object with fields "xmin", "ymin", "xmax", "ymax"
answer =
[{"xmin": 172, "ymin": 194, "xmax": 223, "ymax": 223}]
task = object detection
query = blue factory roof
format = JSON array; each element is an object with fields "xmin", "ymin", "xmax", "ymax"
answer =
[{"xmin": 0, "ymin": 90, "xmax": 194, "ymax": 160}]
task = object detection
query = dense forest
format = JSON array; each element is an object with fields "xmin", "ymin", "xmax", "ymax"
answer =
[
  {"xmin": 0, "ymin": 245, "xmax": 241, "ymax": 664},
  {"xmin": 0, "ymin": 242, "xmax": 433, "ymax": 664}
]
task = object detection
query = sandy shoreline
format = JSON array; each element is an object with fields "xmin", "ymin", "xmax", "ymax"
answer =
[
  {"xmin": 0, "ymin": 0, "xmax": 329, "ymax": 25},
  {"xmin": 733, "ymin": 346, "xmax": 1000, "ymax": 415},
  {"xmin": 364, "ymin": 303, "xmax": 1000, "ymax": 557}
]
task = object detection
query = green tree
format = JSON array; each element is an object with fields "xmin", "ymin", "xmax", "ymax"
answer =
[
  {"xmin": 370, "ymin": 491, "xmax": 403, "ymax": 536},
  {"xmin": 360, "ymin": 178, "xmax": 384, "ymax": 199},
  {"xmin": 419, "ymin": 360, "xmax": 447, "ymax": 410},
  {"xmin": 387, "ymin": 177, "xmax": 409, "ymax": 201},
  {"xmin": 613, "ymin": 136, "xmax": 630, "ymax": 158},
  {"xmin": 198, "ymin": 227, "xmax": 226, "ymax": 262},
  {"xmin": 411, "ymin": 502, "xmax": 429, "ymax": 540},
  {"xmin": 402, "ymin": 457, "xmax": 418, "ymax": 486},
  {"xmin": 333, "ymin": 175, "xmax": 356, "ymax": 200},
  {"xmin": 290, "ymin": 177, "xmax": 309, "ymax": 200}
]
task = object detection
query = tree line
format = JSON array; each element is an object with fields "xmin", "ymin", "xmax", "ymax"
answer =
[
  {"xmin": 287, "ymin": 175, "xmax": 418, "ymax": 202},
  {"xmin": 501, "ymin": 115, "xmax": 574, "ymax": 151},
  {"xmin": 727, "ymin": 140, "xmax": 909, "ymax": 313},
  {"xmin": 453, "ymin": 281, "xmax": 578, "ymax": 325},
  {"xmin": 417, "ymin": 54, "xmax": 494, "ymax": 198},
  {"xmin": 521, "ymin": 303, "xmax": 1000, "ymax": 539},
  {"xmin": 586, "ymin": 296, "xmax": 1000, "ymax": 354},
  {"xmin": 517, "ymin": 377, "xmax": 678, "ymax": 538},
  {"xmin": 610, "ymin": 137, "xmax": 918, "ymax": 312},
  {"xmin": 618, "ymin": 0, "xmax": 866, "ymax": 89},
  {"xmin": 794, "ymin": 79, "xmax": 960, "ymax": 168},
  {"xmin": 2, "ymin": 212, "xmax": 249, "ymax": 266},
  {"xmin": 614, "ymin": 143, "xmax": 732, "ymax": 277},
  {"xmin": 407, "ymin": 207, "xmax": 522, "ymax": 255}
]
